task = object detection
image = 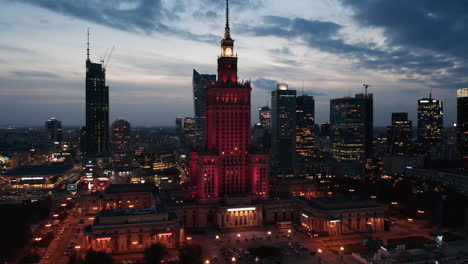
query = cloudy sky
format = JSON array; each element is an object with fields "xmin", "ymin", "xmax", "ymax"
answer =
[{"xmin": 0, "ymin": 0, "xmax": 467, "ymax": 127}]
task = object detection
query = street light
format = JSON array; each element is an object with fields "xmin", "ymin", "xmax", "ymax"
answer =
[
  {"xmin": 231, "ymin": 257, "xmax": 236, "ymax": 262},
  {"xmin": 215, "ymin": 235, "xmax": 220, "ymax": 240},
  {"xmin": 317, "ymin": 249, "xmax": 322, "ymax": 253},
  {"xmin": 287, "ymin": 229, "xmax": 291, "ymax": 234},
  {"xmin": 205, "ymin": 260, "xmax": 210, "ymax": 264},
  {"xmin": 237, "ymin": 233, "xmax": 241, "ymax": 238},
  {"xmin": 340, "ymin": 246, "xmax": 344, "ymax": 251}
]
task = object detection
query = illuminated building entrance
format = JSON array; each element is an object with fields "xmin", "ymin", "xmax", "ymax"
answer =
[{"xmin": 218, "ymin": 207, "xmax": 262, "ymax": 229}]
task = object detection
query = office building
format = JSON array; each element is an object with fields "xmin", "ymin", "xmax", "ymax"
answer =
[
  {"xmin": 387, "ymin": 112, "xmax": 412, "ymax": 155},
  {"xmin": 330, "ymin": 93, "xmax": 373, "ymax": 161},
  {"xmin": 111, "ymin": 119, "xmax": 132, "ymax": 174},
  {"xmin": 45, "ymin": 117, "xmax": 62, "ymax": 143},
  {"xmin": 183, "ymin": 117, "xmax": 195, "ymax": 144},
  {"xmin": 258, "ymin": 106, "xmax": 271, "ymax": 128},
  {"xmin": 296, "ymin": 95, "xmax": 315, "ymax": 158},
  {"xmin": 83, "ymin": 30, "xmax": 109, "ymax": 157},
  {"xmin": 190, "ymin": 1, "xmax": 269, "ymax": 201},
  {"xmin": 271, "ymin": 83, "xmax": 297, "ymax": 177},
  {"xmin": 417, "ymin": 94, "xmax": 443, "ymax": 143},
  {"xmin": 458, "ymin": 88, "xmax": 468, "ymax": 168},
  {"xmin": 193, "ymin": 70, "xmax": 216, "ymax": 146}
]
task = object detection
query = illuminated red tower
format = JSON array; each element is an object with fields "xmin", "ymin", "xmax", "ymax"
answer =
[{"xmin": 191, "ymin": 0, "xmax": 269, "ymax": 202}]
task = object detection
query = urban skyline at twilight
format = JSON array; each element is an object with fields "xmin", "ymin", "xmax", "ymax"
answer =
[{"xmin": 1, "ymin": 0, "xmax": 466, "ymax": 127}]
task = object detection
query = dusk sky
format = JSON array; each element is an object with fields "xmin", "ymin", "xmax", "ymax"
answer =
[{"xmin": 1, "ymin": 0, "xmax": 467, "ymax": 127}]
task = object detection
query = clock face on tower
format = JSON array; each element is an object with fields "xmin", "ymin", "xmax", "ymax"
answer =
[{"xmin": 224, "ymin": 47, "xmax": 233, "ymax": 56}]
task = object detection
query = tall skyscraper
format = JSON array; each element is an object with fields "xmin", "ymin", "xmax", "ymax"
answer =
[
  {"xmin": 45, "ymin": 117, "xmax": 62, "ymax": 144},
  {"xmin": 191, "ymin": 1, "xmax": 269, "ymax": 201},
  {"xmin": 83, "ymin": 30, "xmax": 109, "ymax": 157},
  {"xmin": 457, "ymin": 88, "xmax": 468, "ymax": 168},
  {"xmin": 387, "ymin": 113, "xmax": 412, "ymax": 155},
  {"xmin": 330, "ymin": 93, "xmax": 373, "ymax": 161},
  {"xmin": 193, "ymin": 70, "xmax": 216, "ymax": 146},
  {"xmin": 183, "ymin": 117, "xmax": 195, "ymax": 144},
  {"xmin": 417, "ymin": 94, "xmax": 443, "ymax": 144},
  {"xmin": 258, "ymin": 106, "xmax": 271, "ymax": 128},
  {"xmin": 111, "ymin": 119, "xmax": 132, "ymax": 174},
  {"xmin": 296, "ymin": 95, "xmax": 315, "ymax": 158},
  {"xmin": 271, "ymin": 83, "xmax": 297, "ymax": 177}
]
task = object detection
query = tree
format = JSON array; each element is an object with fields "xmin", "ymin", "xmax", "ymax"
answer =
[
  {"xmin": 178, "ymin": 244, "xmax": 202, "ymax": 264},
  {"xmin": 83, "ymin": 250, "xmax": 114, "ymax": 264},
  {"xmin": 144, "ymin": 243, "xmax": 168, "ymax": 264}
]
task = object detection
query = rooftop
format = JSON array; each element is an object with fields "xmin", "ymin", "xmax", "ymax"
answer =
[
  {"xmin": 6, "ymin": 163, "xmax": 73, "ymax": 177},
  {"xmin": 104, "ymin": 183, "xmax": 158, "ymax": 195},
  {"xmin": 309, "ymin": 196, "xmax": 383, "ymax": 211}
]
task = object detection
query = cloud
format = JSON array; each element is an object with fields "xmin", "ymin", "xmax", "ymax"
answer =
[
  {"xmin": 12, "ymin": 70, "xmax": 61, "ymax": 79},
  {"xmin": 243, "ymin": 10, "xmax": 468, "ymax": 90},
  {"xmin": 11, "ymin": 0, "xmax": 219, "ymax": 43},
  {"xmin": 252, "ymin": 78, "xmax": 277, "ymax": 91},
  {"xmin": 0, "ymin": 44, "xmax": 34, "ymax": 54}
]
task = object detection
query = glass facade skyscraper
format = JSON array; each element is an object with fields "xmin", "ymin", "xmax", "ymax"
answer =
[
  {"xmin": 417, "ymin": 95, "xmax": 443, "ymax": 143},
  {"xmin": 83, "ymin": 35, "xmax": 109, "ymax": 157},
  {"xmin": 330, "ymin": 93, "xmax": 373, "ymax": 161},
  {"xmin": 296, "ymin": 95, "xmax": 315, "ymax": 158},
  {"xmin": 111, "ymin": 119, "xmax": 131, "ymax": 174},
  {"xmin": 45, "ymin": 117, "xmax": 62, "ymax": 144},
  {"xmin": 193, "ymin": 70, "xmax": 216, "ymax": 146},
  {"xmin": 388, "ymin": 112, "xmax": 412, "ymax": 155},
  {"xmin": 271, "ymin": 83, "xmax": 297, "ymax": 177},
  {"xmin": 457, "ymin": 88, "xmax": 468, "ymax": 168}
]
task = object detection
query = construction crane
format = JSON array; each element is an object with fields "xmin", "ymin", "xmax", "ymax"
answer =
[
  {"xmin": 104, "ymin": 46, "xmax": 114, "ymax": 70},
  {"xmin": 363, "ymin": 84, "xmax": 372, "ymax": 97}
]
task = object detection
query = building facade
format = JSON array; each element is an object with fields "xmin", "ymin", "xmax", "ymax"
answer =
[
  {"xmin": 258, "ymin": 106, "xmax": 271, "ymax": 128},
  {"xmin": 83, "ymin": 33, "xmax": 109, "ymax": 157},
  {"xmin": 271, "ymin": 83, "xmax": 297, "ymax": 177},
  {"xmin": 45, "ymin": 117, "xmax": 62, "ymax": 143},
  {"xmin": 193, "ymin": 70, "xmax": 216, "ymax": 146},
  {"xmin": 457, "ymin": 88, "xmax": 468, "ymax": 169},
  {"xmin": 330, "ymin": 93, "xmax": 373, "ymax": 161},
  {"xmin": 83, "ymin": 208, "xmax": 184, "ymax": 254},
  {"xmin": 190, "ymin": 4, "xmax": 269, "ymax": 201},
  {"xmin": 387, "ymin": 112, "xmax": 412, "ymax": 155},
  {"xmin": 296, "ymin": 95, "xmax": 315, "ymax": 158},
  {"xmin": 183, "ymin": 117, "xmax": 195, "ymax": 145},
  {"xmin": 111, "ymin": 119, "xmax": 132, "ymax": 174},
  {"xmin": 300, "ymin": 197, "xmax": 385, "ymax": 235},
  {"xmin": 417, "ymin": 95, "xmax": 443, "ymax": 144}
]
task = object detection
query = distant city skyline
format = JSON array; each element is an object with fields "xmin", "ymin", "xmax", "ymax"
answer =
[{"xmin": 1, "ymin": 0, "xmax": 467, "ymax": 126}]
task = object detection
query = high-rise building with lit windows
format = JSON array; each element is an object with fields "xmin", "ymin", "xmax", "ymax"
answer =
[
  {"xmin": 271, "ymin": 83, "xmax": 297, "ymax": 177},
  {"xmin": 45, "ymin": 117, "xmax": 62, "ymax": 144},
  {"xmin": 457, "ymin": 88, "xmax": 468, "ymax": 168},
  {"xmin": 417, "ymin": 94, "xmax": 443, "ymax": 144},
  {"xmin": 296, "ymin": 95, "xmax": 315, "ymax": 158},
  {"xmin": 190, "ymin": 1, "xmax": 269, "ymax": 201},
  {"xmin": 111, "ymin": 119, "xmax": 132, "ymax": 174},
  {"xmin": 258, "ymin": 106, "xmax": 271, "ymax": 128},
  {"xmin": 183, "ymin": 117, "xmax": 195, "ymax": 144},
  {"xmin": 83, "ymin": 30, "xmax": 109, "ymax": 157},
  {"xmin": 193, "ymin": 70, "xmax": 216, "ymax": 146},
  {"xmin": 388, "ymin": 113, "xmax": 412, "ymax": 155},
  {"xmin": 330, "ymin": 93, "xmax": 373, "ymax": 161}
]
